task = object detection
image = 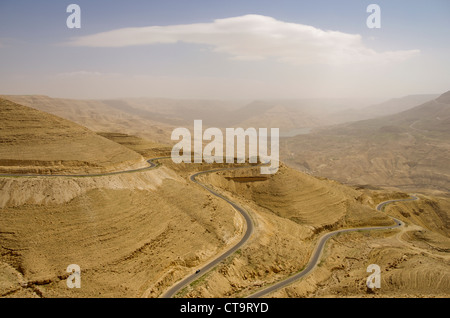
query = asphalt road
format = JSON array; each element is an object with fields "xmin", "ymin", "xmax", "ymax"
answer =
[
  {"xmin": 160, "ymin": 164, "xmax": 260, "ymax": 298},
  {"xmin": 246, "ymin": 195, "xmax": 418, "ymax": 298},
  {"xmin": 0, "ymin": 156, "xmax": 419, "ymax": 298},
  {"xmin": 375, "ymin": 195, "xmax": 419, "ymax": 212},
  {"xmin": 0, "ymin": 157, "xmax": 169, "ymax": 178},
  {"xmin": 0, "ymin": 155, "xmax": 258, "ymax": 298}
]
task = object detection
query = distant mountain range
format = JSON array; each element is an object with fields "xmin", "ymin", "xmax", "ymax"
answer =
[
  {"xmin": 282, "ymin": 91, "xmax": 450, "ymax": 193},
  {"xmin": 2, "ymin": 91, "xmax": 448, "ymax": 192},
  {"xmin": 2, "ymin": 94, "xmax": 438, "ymax": 139}
]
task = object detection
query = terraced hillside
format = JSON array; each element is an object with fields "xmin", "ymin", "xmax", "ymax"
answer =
[
  {"xmin": 171, "ymin": 163, "xmax": 395, "ymax": 297},
  {"xmin": 0, "ymin": 98, "xmax": 146, "ymax": 174}
]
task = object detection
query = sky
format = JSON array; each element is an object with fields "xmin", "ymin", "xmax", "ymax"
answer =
[{"xmin": 0, "ymin": 0, "xmax": 449, "ymax": 100}]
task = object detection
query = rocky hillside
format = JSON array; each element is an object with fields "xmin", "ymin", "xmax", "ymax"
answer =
[{"xmin": 0, "ymin": 98, "xmax": 146, "ymax": 174}]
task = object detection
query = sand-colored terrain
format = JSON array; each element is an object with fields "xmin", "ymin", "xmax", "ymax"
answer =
[
  {"xmin": 283, "ymin": 91, "xmax": 450, "ymax": 193},
  {"xmin": 4, "ymin": 93, "xmax": 448, "ymax": 193},
  {"xmin": 269, "ymin": 194, "xmax": 450, "ymax": 298},
  {"xmin": 0, "ymin": 98, "xmax": 146, "ymax": 174},
  {"xmin": 0, "ymin": 95, "xmax": 174, "ymax": 145},
  {"xmin": 169, "ymin": 164, "xmax": 399, "ymax": 297},
  {"xmin": 0, "ymin": 95, "xmax": 401, "ymax": 143},
  {"xmin": 0, "ymin": 163, "xmax": 245, "ymax": 297},
  {"xmin": 97, "ymin": 132, "xmax": 172, "ymax": 158},
  {"xmin": 0, "ymin": 98, "xmax": 448, "ymax": 298}
]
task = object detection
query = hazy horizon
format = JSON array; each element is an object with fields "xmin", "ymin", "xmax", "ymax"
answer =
[{"xmin": 1, "ymin": 0, "xmax": 449, "ymax": 101}]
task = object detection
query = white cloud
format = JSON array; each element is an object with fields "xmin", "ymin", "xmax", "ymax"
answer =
[{"xmin": 66, "ymin": 14, "xmax": 419, "ymax": 66}]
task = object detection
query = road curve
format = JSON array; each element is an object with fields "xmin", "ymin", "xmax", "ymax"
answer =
[
  {"xmin": 0, "ymin": 157, "xmax": 169, "ymax": 178},
  {"xmin": 0, "ymin": 156, "xmax": 419, "ymax": 298},
  {"xmin": 161, "ymin": 164, "xmax": 262, "ymax": 298},
  {"xmin": 246, "ymin": 195, "xmax": 418, "ymax": 298},
  {"xmin": 0, "ymin": 155, "xmax": 259, "ymax": 298},
  {"xmin": 375, "ymin": 194, "xmax": 419, "ymax": 212}
]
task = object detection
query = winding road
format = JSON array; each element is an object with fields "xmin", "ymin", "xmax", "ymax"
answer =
[
  {"xmin": 0, "ymin": 156, "xmax": 419, "ymax": 298},
  {"xmin": 0, "ymin": 157, "xmax": 168, "ymax": 178},
  {"xmin": 161, "ymin": 163, "xmax": 418, "ymax": 298},
  {"xmin": 0, "ymin": 156, "xmax": 259, "ymax": 298},
  {"xmin": 375, "ymin": 195, "xmax": 419, "ymax": 212},
  {"xmin": 246, "ymin": 194, "xmax": 418, "ymax": 298},
  {"xmin": 161, "ymin": 165, "xmax": 260, "ymax": 298}
]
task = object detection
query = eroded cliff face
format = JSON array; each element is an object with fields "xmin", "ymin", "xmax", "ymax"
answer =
[{"xmin": 0, "ymin": 166, "xmax": 177, "ymax": 208}]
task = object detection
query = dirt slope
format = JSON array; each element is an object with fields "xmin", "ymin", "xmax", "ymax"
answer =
[
  {"xmin": 171, "ymin": 163, "xmax": 395, "ymax": 297},
  {"xmin": 270, "ymin": 194, "xmax": 450, "ymax": 298},
  {"xmin": 0, "ymin": 95, "xmax": 173, "ymax": 145},
  {"xmin": 0, "ymin": 98, "xmax": 145, "ymax": 174},
  {"xmin": 0, "ymin": 165, "xmax": 243, "ymax": 298}
]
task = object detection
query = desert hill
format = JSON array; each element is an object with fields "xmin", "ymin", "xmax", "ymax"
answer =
[
  {"xmin": 0, "ymin": 95, "xmax": 174, "ymax": 145},
  {"xmin": 0, "ymin": 163, "xmax": 243, "ymax": 297},
  {"xmin": 338, "ymin": 90, "xmax": 450, "ymax": 133},
  {"xmin": 160, "ymin": 161, "xmax": 449, "ymax": 298},
  {"xmin": 0, "ymin": 154, "xmax": 396, "ymax": 298},
  {"xmin": 2, "ymin": 94, "xmax": 443, "ymax": 146},
  {"xmin": 0, "ymin": 95, "xmax": 380, "ymax": 141},
  {"xmin": 0, "ymin": 93, "xmax": 448, "ymax": 298},
  {"xmin": 283, "ymin": 91, "xmax": 450, "ymax": 193},
  {"xmin": 331, "ymin": 94, "xmax": 439, "ymax": 123},
  {"xmin": 269, "ymin": 189, "xmax": 450, "ymax": 298},
  {"xmin": 0, "ymin": 122, "xmax": 447, "ymax": 298},
  {"xmin": 0, "ymin": 98, "xmax": 146, "ymax": 174},
  {"xmin": 231, "ymin": 101, "xmax": 332, "ymax": 132}
]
